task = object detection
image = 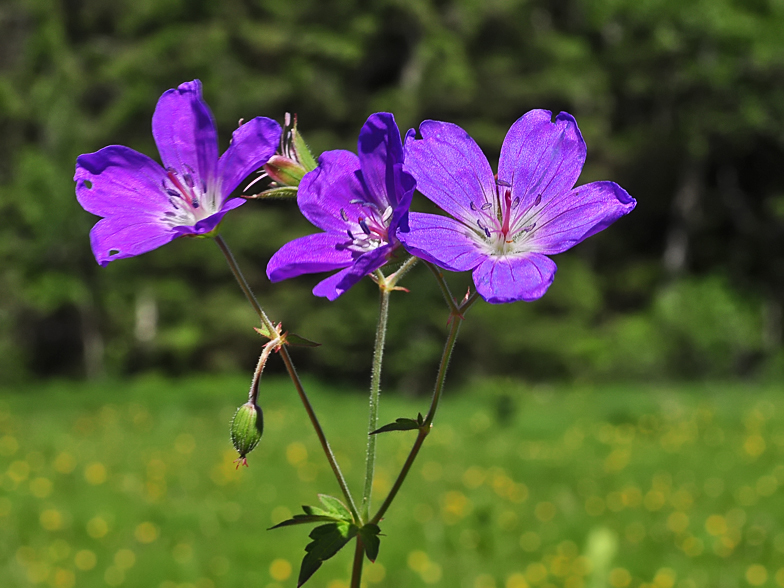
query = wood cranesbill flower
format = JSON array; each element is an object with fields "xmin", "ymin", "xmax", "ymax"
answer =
[
  {"xmin": 398, "ymin": 110, "xmax": 636, "ymax": 303},
  {"xmin": 75, "ymin": 80, "xmax": 281, "ymax": 266},
  {"xmin": 266, "ymin": 113, "xmax": 415, "ymax": 300}
]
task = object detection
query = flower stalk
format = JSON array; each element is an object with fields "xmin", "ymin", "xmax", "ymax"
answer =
[{"xmin": 214, "ymin": 234, "xmax": 360, "ymax": 523}]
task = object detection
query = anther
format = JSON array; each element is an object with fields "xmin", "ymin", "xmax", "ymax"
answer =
[
  {"xmin": 522, "ymin": 223, "xmax": 537, "ymax": 232},
  {"xmin": 534, "ymin": 193, "xmax": 542, "ymax": 206},
  {"xmin": 183, "ymin": 173, "xmax": 195, "ymax": 188},
  {"xmin": 347, "ymin": 229, "xmax": 355, "ymax": 240},
  {"xmin": 359, "ymin": 219, "xmax": 371, "ymax": 235},
  {"xmin": 496, "ymin": 179, "xmax": 511, "ymax": 187},
  {"xmin": 481, "ymin": 202, "xmax": 492, "ymax": 210},
  {"xmin": 470, "ymin": 201, "xmax": 478, "ymax": 211},
  {"xmin": 511, "ymin": 197, "xmax": 520, "ymax": 209},
  {"xmin": 340, "ymin": 209, "xmax": 349, "ymax": 222},
  {"xmin": 165, "ymin": 189, "xmax": 180, "ymax": 199}
]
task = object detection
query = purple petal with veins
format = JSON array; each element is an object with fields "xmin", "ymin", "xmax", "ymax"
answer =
[{"xmin": 75, "ymin": 79, "xmax": 281, "ymax": 266}]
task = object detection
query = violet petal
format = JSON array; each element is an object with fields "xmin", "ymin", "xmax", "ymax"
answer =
[
  {"xmin": 89, "ymin": 217, "xmax": 176, "ymax": 267},
  {"xmin": 527, "ymin": 181, "xmax": 636, "ymax": 255},
  {"xmin": 298, "ymin": 150, "xmax": 367, "ymax": 233},
  {"xmin": 267, "ymin": 233, "xmax": 355, "ymax": 282},
  {"xmin": 498, "ymin": 110, "xmax": 586, "ymax": 213},
  {"xmin": 472, "ymin": 253, "xmax": 557, "ymax": 303},
  {"xmin": 218, "ymin": 116, "xmax": 282, "ymax": 199},
  {"xmin": 75, "ymin": 146, "xmax": 170, "ymax": 217},
  {"xmin": 357, "ymin": 112, "xmax": 404, "ymax": 210},
  {"xmin": 152, "ymin": 80, "xmax": 219, "ymax": 187},
  {"xmin": 404, "ymin": 120, "xmax": 496, "ymax": 225},
  {"xmin": 398, "ymin": 212, "xmax": 485, "ymax": 272}
]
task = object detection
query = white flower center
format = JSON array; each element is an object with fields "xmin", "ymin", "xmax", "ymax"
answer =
[{"xmin": 160, "ymin": 167, "xmax": 221, "ymax": 227}]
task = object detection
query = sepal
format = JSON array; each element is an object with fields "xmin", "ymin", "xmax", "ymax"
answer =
[{"xmin": 371, "ymin": 413, "xmax": 424, "ymax": 435}]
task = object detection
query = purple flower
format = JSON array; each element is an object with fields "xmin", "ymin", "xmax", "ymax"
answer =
[
  {"xmin": 266, "ymin": 113, "xmax": 415, "ymax": 300},
  {"xmin": 75, "ymin": 80, "xmax": 281, "ymax": 266},
  {"xmin": 399, "ymin": 110, "xmax": 636, "ymax": 304}
]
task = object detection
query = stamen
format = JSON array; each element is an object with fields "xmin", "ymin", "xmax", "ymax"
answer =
[
  {"xmin": 470, "ymin": 201, "xmax": 477, "ymax": 211},
  {"xmin": 534, "ymin": 193, "xmax": 542, "ymax": 206},
  {"xmin": 511, "ymin": 197, "xmax": 520, "ymax": 209},
  {"xmin": 183, "ymin": 173, "xmax": 195, "ymax": 188},
  {"xmin": 481, "ymin": 202, "xmax": 492, "ymax": 210},
  {"xmin": 347, "ymin": 229, "xmax": 354, "ymax": 240},
  {"xmin": 522, "ymin": 223, "xmax": 537, "ymax": 232},
  {"xmin": 484, "ymin": 227, "xmax": 491, "ymax": 238},
  {"xmin": 192, "ymin": 198, "xmax": 199, "ymax": 209},
  {"xmin": 165, "ymin": 189, "xmax": 180, "ymax": 199},
  {"xmin": 359, "ymin": 219, "xmax": 371, "ymax": 235},
  {"xmin": 496, "ymin": 179, "xmax": 511, "ymax": 187},
  {"xmin": 340, "ymin": 209, "xmax": 349, "ymax": 222}
]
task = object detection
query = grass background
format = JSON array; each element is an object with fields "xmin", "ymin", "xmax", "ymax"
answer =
[{"xmin": 1, "ymin": 376, "xmax": 783, "ymax": 588}]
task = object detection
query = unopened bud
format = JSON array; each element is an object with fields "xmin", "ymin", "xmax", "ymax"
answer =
[
  {"xmin": 264, "ymin": 155, "xmax": 307, "ymax": 187},
  {"xmin": 230, "ymin": 402, "xmax": 264, "ymax": 467}
]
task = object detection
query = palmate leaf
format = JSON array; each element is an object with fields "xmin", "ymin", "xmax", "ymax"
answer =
[
  {"xmin": 298, "ymin": 522, "xmax": 358, "ymax": 587},
  {"xmin": 359, "ymin": 523, "xmax": 381, "ymax": 562},
  {"xmin": 269, "ymin": 495, "xmax": 353, "ymax": 530},
  {"xmin": 370, "ymin": 413, "xmax": 424, "ymax": 435}
]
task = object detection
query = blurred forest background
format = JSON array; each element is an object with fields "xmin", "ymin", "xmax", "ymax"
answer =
[{"xmin": 2, "ymin": 0, "xmax": 784, "ymax": 390}]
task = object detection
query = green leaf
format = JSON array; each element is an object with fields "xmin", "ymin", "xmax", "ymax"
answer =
[
  {"xmin": 318, "ymin": 494, "xmax": 353, "ymax": 521},
  {"xmin": 249, "ymin": 186, "xmax": 298, "ymax": 199},
  {"xmin": 268, "ymin": 513, "xmax": 342, "ymax": 530},
  {"xmin": 286, "ymin": 332, "xmax": 321, "ymax": 347},
  {"xmin": 298, "ymin": 522, "xmax": 358, "ymax": 587},
  {"xmin": 253, "ymin": 325, "xmax": 273, "ymax": 338},
  {"xmin": 359, "ymin": 523, "xmax": 381, "ymax": 562},
  {"xmin": 370, "ymin": 417, "xmax": 421, "ymax": 435},
  {"xmin": 293, "ymin": 128, "xmax": 318, "ymax": 172}
]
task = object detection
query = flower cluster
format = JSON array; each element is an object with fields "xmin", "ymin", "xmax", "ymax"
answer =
[{"xmin": 75, "ymin": 81, "xmax": 635, "ymax": 303}]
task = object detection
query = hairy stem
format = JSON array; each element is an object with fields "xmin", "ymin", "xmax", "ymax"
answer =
[
  {"xmin": 370, "ymin": 292, "xmax": 479, "ymax": 525},
  {"xmin": 350, "ymin": 536, "xmax": 365, "ymax": 588},
  {"xmin": 361, "ymin": 285, "xmax": 391, "ymax": 521},
  {"xmin": 214, "ymin": 234, "xmax": 360, "ymax": 523}
]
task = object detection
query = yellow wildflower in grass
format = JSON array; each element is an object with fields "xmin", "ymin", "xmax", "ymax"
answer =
[
  {"xmin": 86, "ymin": 516, "xmax": 109, "ymax": 538},
  {"xmin": 74, "ymin": 549, "xmax": 97, "ymax": 571},
  {"xmin": 83, "ymin": 462, "xmax": 107, "ymax": 485},
  {"xmin": 746, "ymin": 565, "xmax": 768, "ymax": 586},
  {"xmin": 269, "ymin": 558, "xmax": 292, "ymax": 581},
  {"xmin": 134, "ymin": 521, "xmax": 158, "ymax": 543}
]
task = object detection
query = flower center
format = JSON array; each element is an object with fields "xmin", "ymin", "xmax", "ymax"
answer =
[
  {"xmin": 159, "ymin": 166, "xmax": 219, "ymax": 227},
  {"xmin": 466, "ymin": 179, "xmax": 542, "ymax": 256},
  {"xmin": 340, "ymin": 200, "xmax": 393, "ymax": 254}
]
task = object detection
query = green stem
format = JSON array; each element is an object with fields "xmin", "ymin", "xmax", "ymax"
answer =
[
  {"xmin": 424, "ymin": 261, "xmax": 459, "ymax": 315},
  {"xmin": 350, "ymin": 536, "xmax": 365, "ymax": 588},
  {"xmin": 361, "ymin": 285, "xmax": 391, "ymax": 521},
  {"xmin": 370, "ymin": 293, "xmax": 479, "ymax": 525},
  {"xmin": 214, "ymin": 234, "xmax": 360, "ymax": 523}
]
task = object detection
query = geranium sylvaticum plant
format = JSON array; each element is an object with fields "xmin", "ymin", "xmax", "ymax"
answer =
[{"xmin": 75, "ymin": 80, "xmax": 635, "ymax": 587}]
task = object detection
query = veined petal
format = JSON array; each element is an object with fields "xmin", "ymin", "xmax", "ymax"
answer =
[
  {"xmin": 298, "ymin": 150, "xmax": 367, "ymax": 233},
  {"xmin": 266, "ymin": 232, "xmax": 354, "ymax": 282},
  {"xmin": 398, "ymin": 212, "xmax": 484, "ymax": 272},
  {"xmin": 75, "ymin": 146, "xmax": 169, "ymax": 217},
  {"xmin": 152, "ymin": 80, "xmax": 219, "ymax": 188},
  {"xmin": 405, "ymin": 120, "xmax": 496, "ymax": 225},
  {"xmin": 473, "ymin": 253, "xmax": 557, "ymax": 303},
  {"xmin": 388, "ymin": 162, "xmax": 416, "ymax": 238},
  {"xmin": 527, "ymin": 181, "xmax": 636, "ymax": 255},
  {"xmin": 174, "ymin": 197, "xmax": 246, "ymax": 237},
  {"xmin": 332, "ymin": 247, "xmax": 391, "ymax": 299},
  {"xmin": 312, "ymin": 267, "xmax": 354, "ymax": 301},
  {"xmin": 499, "ymin": 110, "xmax": 586, "ymax": 214},
  {"xmin": 218, "ymin": 116, "xmax": 282, "ymax": 199},
  {"xmin": 89, "ymin": 216, "xmax": 176, "ymax": 267},
  {"xmin": 357, "ymin": 112, "xmax": 404, "ymax": 209}
]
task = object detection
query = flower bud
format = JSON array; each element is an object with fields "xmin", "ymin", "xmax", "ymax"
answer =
[
  {"xmin": 263, "ymin": 154, "xmax": 307, "ymax": 187},
  {"xmin": 230, "ymin": 402, "xmax": 264, "ymax": 467}
]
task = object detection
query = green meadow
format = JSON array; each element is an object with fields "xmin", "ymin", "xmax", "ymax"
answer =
[{"xmin": 1, "ymin": 376, "xmax": 784, "ymax": 588}]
